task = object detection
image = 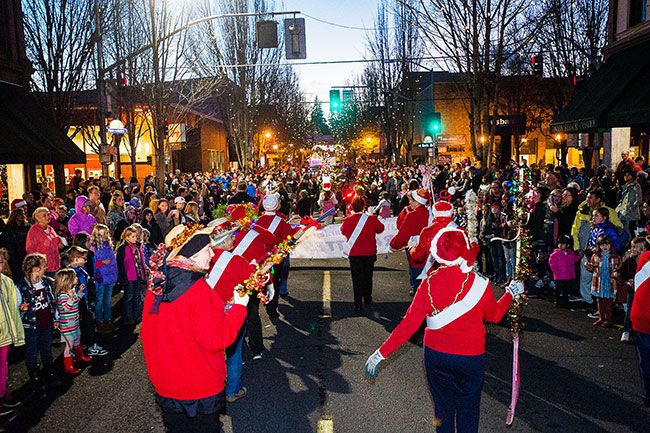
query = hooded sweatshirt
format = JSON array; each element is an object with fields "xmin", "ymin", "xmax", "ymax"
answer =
[{"xmin": 68, "ymin": 195, "xmax": 97, "ymax": 236}]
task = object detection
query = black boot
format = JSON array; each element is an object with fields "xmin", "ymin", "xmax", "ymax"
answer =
[
  {"xmin": 27, "ymin": 368, "xmax": 41, "ymax": 384},
  {"xmin": 42, "ymin": 364, "xmax": 63, "ymax": 387}
]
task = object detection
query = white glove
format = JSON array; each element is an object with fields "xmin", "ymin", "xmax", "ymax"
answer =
[
  {"xmin": 232, "ymin": 289, "xmax": 250, "ymax": 307},
  {"xmin": 265, "ymin": 283, "xmax": 275, "ymax": 302},
  {"xmin": 364, "ymin": 349, "xmax": 385, "ymax": 377},
  {"xmin": 505, "ymin": 280, "xmax": 525, "ymax": 297}
]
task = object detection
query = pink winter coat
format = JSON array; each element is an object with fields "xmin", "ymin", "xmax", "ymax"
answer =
[{"xmin": 548, "ymin": 248, "xmax": 581, "ymax": 281}]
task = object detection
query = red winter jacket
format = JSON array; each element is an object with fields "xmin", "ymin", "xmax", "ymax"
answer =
[
  {"xmin": 256, "ymin": 212, "xmax": 298, "ymax": 245},
  {"xmin": 141, "ymin": 279, "xmax": 247, "ymax": 400},
  {"xmin": 390, "ymin": 205, "xmax": 430, "ymax": 267},
  {"xmin": 379, "ymin": 266, "xmax": 512, "ymax": 357},
  {"xmin": 633, "ymin": 251, "xmax": 650, "ymax": 335},
  {"xmin": 340, "ymin": 213, "xmax": 385, "ymax": 256},
  {"xmin": 232, "ymin": 226, "xmax": 276, "ymax": 264}
]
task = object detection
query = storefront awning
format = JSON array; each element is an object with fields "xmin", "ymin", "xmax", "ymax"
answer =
[
  {"xmin": 551, "ymin": 40, "xmax": 650, "ymax": 133},
  {"xmin": 0, "ymin": 81, "xmax": 85, "ymax": 164},
  {"xmin": 606, "ymin": 62, "xmax": 650, "ymax": 127}
]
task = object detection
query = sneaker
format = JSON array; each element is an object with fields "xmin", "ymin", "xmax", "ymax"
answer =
[
  {"xmin": 252, "ymin": 353, "xmax": 263, "ymax": 361},
  {"xmin": 587, "ymin": 311, "xmax": 600, "ymax": 319},
  {"xmin": 87, "ymin": 344, "xmax": 108, "ymax": 357},
  {"xmin": 1, "ymin": 394, "xmax": 20, "ymax": 408},
  {"xmin": 621, "ymin": 332, "xmax": 630, "ymax": 343},
  {"xmin": 409, "ymin": 289, "xmax": 415, "ymax": 297},
  {"xmin": 226, "ymin": 387, "xmax": 247, "ymax": 403},
  {"xmin": 535, "ymin": 279, "xmax": 544, "ymax": 289}
]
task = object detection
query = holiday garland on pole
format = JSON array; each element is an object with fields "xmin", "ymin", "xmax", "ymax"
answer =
[{"xmin": 505, "ymin": 164, "xmax": 532, "ymax": 427}]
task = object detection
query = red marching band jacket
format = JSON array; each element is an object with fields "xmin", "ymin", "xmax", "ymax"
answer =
[
  {"xmin": 633, "ymin": 251, "xmax": 650, "ymax": 335},
  {"xmin": 256, "ymin": 211, "xmax": 299, "ymax": 245},
  {"xmin": 379, "ymin": 266, "xmax": 513, "ymax": 357},
  {"xmin": 340, "ymin": 213, "xmax": 385, "ymax": 256},
  {"xmin": 389, "ymin": 205, "xmax": 430, "ymax": 267},
  {"xmin": 232, "ymin": 225, "xmax": 276, "ymax": 264}
]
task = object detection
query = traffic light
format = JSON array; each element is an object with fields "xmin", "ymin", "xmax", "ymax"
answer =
[
  {"xmin": 531, "ymin": 53, "xmax": 543, "ymax": 76},
  {"xmin": 329, "ymin": 89, "xmax": 341, "ymax": 112},
  {"xmin": 424, "ymin": 111, "xmax": 442, "ymax": 135}
]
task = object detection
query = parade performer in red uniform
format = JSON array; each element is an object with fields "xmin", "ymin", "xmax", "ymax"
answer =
[
  {"xmin": 366, "ymin": 227, "xmax": 523, "ymax": 433},
  {"xmin": 141, "ymin": 223, "xmax": 250, "ymax": 433},
  {"xmin": 340, "ymin": 197, "xmax": 385, "ymax": 314},
  {"xmin": 633, "ymin": 251, "xmax": 650, "ymax": 407},
  {"xmin": 256, "ymin": 193, "xmax": 298, "ymax": 321},
  {"xmin": 410, "ymin": 199, "xmax": 458, "ymax": 280},
  {"xmin": 390, "ymin": 188, "xmax": 431, "ymax": 295}
]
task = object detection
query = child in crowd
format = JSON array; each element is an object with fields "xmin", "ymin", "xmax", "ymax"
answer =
[
  {"xmin": 374, "ymin": 192, "xmax": 392, "ymax": 218},
  {"xmin": 116, "ymin": 226, "xmax": 148, "ymax": 325},
  {"xmin": 17, "ymin": 254, "xmax": 57, "ymax": 384},
  {"xmin": 90, "ymin": 224, "xmax": 118, "ymax": 334},
  {"xmin": 585, "ymin": 236, "xmax": 621, "ymax": 327},
  {"xmin": 55, "ymin": 268, "xmax": 91, "ymax": 374},
  {"xmin": 66, "ymin": 246, "xmax": 107, "ymax": 356},
  {"xmin": 548, "ymin": 235, "xmax": 581, "ymax": 307},
  {"xmin": 618, "ymin": 236, "xmax": 650, "ymax": 342}
]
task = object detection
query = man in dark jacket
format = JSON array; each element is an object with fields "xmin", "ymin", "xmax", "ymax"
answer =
[{"xmin": 228, "ymin": 182, "xmax": 257, "ymax": 205}]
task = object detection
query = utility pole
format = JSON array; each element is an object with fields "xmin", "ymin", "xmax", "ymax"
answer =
[{"xmin": 94, "ymin": 0, "xmax": 110, "ymax": 186}]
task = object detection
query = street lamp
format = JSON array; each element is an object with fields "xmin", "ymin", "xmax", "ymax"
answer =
[{"xmin": 108, "ymin": 119, "xmax": 126, "ymax": 179}]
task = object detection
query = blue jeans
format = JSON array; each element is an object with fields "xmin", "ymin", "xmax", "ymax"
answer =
[
  {"xmin": 226, "ymin": 328, "xmax": 246, "ymax": 397},
  {"xmin": 408, "ymin": 265, "xmax": 424, "ymax": 293},
  {"xmin": 278, "ymin": 256, "xmax": 290, "ymax": 295},
  {"xmin": 636, "ymin": 331, "xmax": 650, "ymax": 403},
  {"xmin": 503, "ymin": 244, "xmax": 516, "ymax": 279},
  {"xmin": 95, "ymin": 283, "xmax": 114, "ymax": 322},
  {"xmin": 24, "ymin": 327, "xmax": 54, "ymax": 371},
  {"xmin": 579, "ymin": 255, "xmax": 594, "ymax": 304},
  {"xmin": 123, "ymin": 281, "xmax": 143, "ymax": 324},
  {"xmin": 424, "ymin": 347, "xmax": 485, "ymax": 433},
  {"xmin": 624, "ymin": 290, "xmax": 634, "ymax": 333}
]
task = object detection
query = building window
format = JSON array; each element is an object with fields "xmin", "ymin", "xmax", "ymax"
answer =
[
  {"xmin": 208, "ymin": 150, "xmax": 225, "ymax": 170},
  {"xmin": 630, "ymin": 0, "xmax": 648, "ymax": 28}
]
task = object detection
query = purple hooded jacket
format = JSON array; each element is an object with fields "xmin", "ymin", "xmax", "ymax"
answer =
[{"xmin": 68, "ymin": 195, "xmax": 97, "ymax": 236}]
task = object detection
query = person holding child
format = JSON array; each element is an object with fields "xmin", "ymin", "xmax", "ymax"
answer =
[
  {"xmin": 585, "ymin": 236, "xmax": 621, "ymax": 327},
  {"xmin": 54, "ymin": 268, "xmax": 92, "ymax": 374}
]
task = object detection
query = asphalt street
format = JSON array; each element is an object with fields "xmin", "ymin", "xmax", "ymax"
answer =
[{"xmin": 3, "ymin": 253, "xmax": 649, "ymax": 433}]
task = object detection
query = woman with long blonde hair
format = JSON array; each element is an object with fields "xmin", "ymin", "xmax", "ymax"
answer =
[{"xmin": 184, "ymin": 201, "xmax": 200, "ymax": 224}]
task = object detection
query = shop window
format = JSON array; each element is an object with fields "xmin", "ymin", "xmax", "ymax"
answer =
[{"xmin": 630, "ymin": 0, "xmax": 648, "ymax": 28}]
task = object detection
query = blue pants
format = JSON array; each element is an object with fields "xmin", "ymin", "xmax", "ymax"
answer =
[
  {"xmin": 278, "ymin": 256, "xmax": 290, "ymax": 295},
  {"xmin": 95, "ymin": 283, "xmax": 114, "ymax": 322},
  {"xmin": 24, "ymin": 327, "xmax": 54, "ymax": 371},
  {"xmin": 424, "ymin": 347, "xmax": 485, "ymax": 433},
  {"xmin": 123, "ymin": 281, "xmax": 143, "ymax": 324},
  {"xmin": 226, "ymin": 327, "xmax": 246, "ymax": 397},
  {"xmin": 408, "ymin": 265, "xmax": 424, "ymax": 293},
  {"xmin": 636, "ymin": 331, "xmax": 650, "ymax": 403},
  {"xmin": 623, "ymin": 290, "xmax": 634, "ymax": 333},
  {"xmin": 503, "ymin": 244, "xmax": 516, "ymax": 279}
]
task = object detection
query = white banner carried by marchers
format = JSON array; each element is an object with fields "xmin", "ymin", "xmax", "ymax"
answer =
[{"xmin": 291, "ymin": 216, "xmax": 399, "ymax": 259}]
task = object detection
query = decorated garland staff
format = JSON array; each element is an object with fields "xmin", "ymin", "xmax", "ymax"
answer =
[{"xmin": 505, "ymin": 164, "xmax": 532, "ymax": 427}]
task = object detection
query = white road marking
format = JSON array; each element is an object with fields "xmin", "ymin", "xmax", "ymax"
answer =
[
  {"xmin": 322, "ymin": 271, "xmax": 332, "ymax": 317},
  {"xmin": 317, "ymin": 415, "xmax": 334, "ymax": 433}
]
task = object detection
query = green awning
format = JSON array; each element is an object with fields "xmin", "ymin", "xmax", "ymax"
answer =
[
  {"xmin": 606, "ymin": 62, "xmax": 650, "ymax": 127},
  {"xmin": 0, "ymin": 81, "xmax": 85, "ymax": 164},
  {"xmin": 551, "ymin": 40, "xmax": 650, "ymax": 133}
]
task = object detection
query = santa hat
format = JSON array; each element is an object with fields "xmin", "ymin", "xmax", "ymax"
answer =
[
  {"xmin": 432, "ymin": 201, "xmax": 454, "ymax": 218},
  {"xmin": 10, "ymin": 199, "xmax": 26, "ymax": 211},
  {"xmin": 262, "ymin": 192, "xmax": 281, "ymax": 211},
  {"xmin": 322, "ymin": 176, "xmax": 332, "ymax": 191},
  {"xmin": 411, "ymin": 188, "xmax": 431, "ymax": 206},
  {"xmin": 429, "ymin": 227, "xmax": 479, "ymax": 273},
  {"xmin": 438, "ymin": 189, "xmax": 453, "ymax": 202}
]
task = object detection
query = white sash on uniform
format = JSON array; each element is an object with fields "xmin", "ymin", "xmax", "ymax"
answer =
[
  {"xmin": 233, "ymin": 230, "xmax": 258, "ymax": 256},
  {"xmin": 425, "ymin": 273, "xmax": 488, "ymax": 329},
  {"xmin": 635, "ymin": 258, "xmax": 650, "ymax": 290},
  {"xmin": 343, "ymin": 213, "xmax": 369, "ymax": 257},
  {"xmin": 267, "ymin": 215, "xmax": 282, "ymax": 234},
  {"xmin": 205, "ymin": 251, "xmax": 234, "ymax": 288}
]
